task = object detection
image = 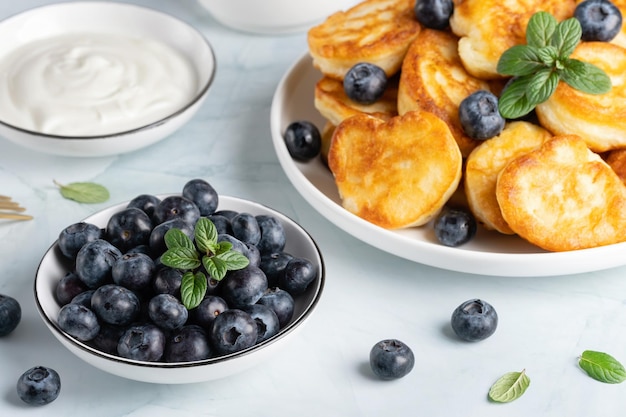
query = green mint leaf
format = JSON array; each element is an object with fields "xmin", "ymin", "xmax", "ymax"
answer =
[
  {"xmin": 526, "ymin": 68, "xmax": 560, "ymax": 105},
  {"xmin": 194, "ymin": 217, "xmax": 218, "ymax": 254},
  {"xmin": 497, "ymin": 45, "xmax": 545, "ymax": 76},
  {"xmin": 488, "ymin": 369, "xmax": 530, "ymax": 403},
  {"xmin": 180, "ymin": 271, "xmax": 207, "ymax": 310},
  {"xmin": 54, "ymin": 180, "xmax": 109, "ymax": 204},
  {"xmin": 526, "ymin": 11, "xmax": 557, "ymax": 48},
  {"xmin": 160, "ymin": 247, "xmax": 201, "ymax": 270},
  {"xmin": 579, "ymin": 350, "xmax": 626, "ymax": 384},
  {"xmin": 164, "ymin": 228, "xmax": 195, "ymax": 250},
  {"xmin": 215, "ymin": 241, "xmax": 233, "ymax": 255},
  {"xmin": 216, "ymin": 250, "xmax": 250, "ymax": 271},
  {"xmin": 551, "ymin": 17, "xmax": 581, "ymax": 58},
  {"xmin": 536, "ymin": 45, "xmax": 558, "ymax": 67},
  {"xmin": 202, "ymin": 255, "xmax": 228, "ymax": 281},
  {"xmin": 498, "ymin": 76, "xmax": 537, "ymax": 119},
  {"xmin": 561, "ymin": 59, "xmax": 612, "ymax": 94}
]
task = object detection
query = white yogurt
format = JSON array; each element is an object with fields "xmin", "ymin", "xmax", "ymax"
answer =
[{"xmin": 0, "ymin": 33, "xmax": 199, "ymax": 136}]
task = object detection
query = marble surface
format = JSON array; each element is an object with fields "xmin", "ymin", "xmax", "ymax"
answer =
[{"xmin": 1, "ymin": 1, "xmax": 626, "ymax": 416}]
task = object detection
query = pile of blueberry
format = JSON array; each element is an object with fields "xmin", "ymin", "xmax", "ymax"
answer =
[{"xmin": 53, "ymin": 178, "xmax": 317, "ymax": 363}]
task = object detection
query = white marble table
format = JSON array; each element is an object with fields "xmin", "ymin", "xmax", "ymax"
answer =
[{"xmin": 1, "ymin": 1, "xmax": 626, "ymax": 416}]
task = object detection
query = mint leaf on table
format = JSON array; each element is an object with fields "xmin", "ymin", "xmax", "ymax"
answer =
[
  {"xmin": 488, "ymin": 369, "xmax": 530, "ymax": 403},
  {"xmin": 579, "ymin": 350, "xmax": 626, "ymax": 384},
  {"xmin": 497, "ymin": 11, "xmax": 611, "ymax": 119},
  {"xmin": 54, "ymin": 180, "xmax": 109, "ymax": 204}
]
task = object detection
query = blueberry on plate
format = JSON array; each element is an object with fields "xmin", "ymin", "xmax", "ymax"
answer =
[
  {"xmin": 182, "ymin": 178, "xmax": 219, "ymax": 217},
  {"xmin": 434, "ymin": 208, "xmax": 477, "ymax": 247},
  {"xmin": 257, "ymin": 287, "xmax": 295, "ymax": 328},
  {"xmin": 57, "ymin": 221, "xmax": 102, "ymax": 260},
  {"xmin": 16, "ymin": 366, "xmax": 61, "ymax": 406},
  {"xmin": 451, "ymin": 299, "xmax": 498, "ymax": 342},
  {"xmin": 105, "ymin": 207, "xmax": 153, "ymax": 252},
  {"xmin": 210, "ymin": 309, "xmax": 258, "ymax": 355},
  {"xmin": 459, "ymin": 90, "xmax": 505, "ymax": 140},
  {"xmin": 148, "ymin": 293, "xmax": 189, "ymax": 331},
  {"xmin": 91, "ymin": 284, "xmax": 141, "ymax": 327},
  {"xmin": 284, "ymin": 120, "xmax": 322, "ymax": 161},
  {"xmin": 0, "ymin": 294, "xmax": 21, "ymax": 337},
  {"xmin": 241, "ymin": 304, "xmax": 280, "ymax": 343},
  {"xmin": 369, "ymin": 339, "xmax": 415, "ymax": 380},
  {"xmin": 75, "ymin": 239, "xmax": 122, "ymax": 289},
  {"xmin": 164, "ymin": 325, "xmax": 212, "ymax": 362},
  {"xmin": 55, "ymin": 272, "xmax": 89, "ymax": 306},
  {"xmin": 256, "ymin": 214, "xmax": 286, "ymax": 255},
  {"xmin": 575, "ymin": 0, "xmax": 622, "ymax": 42},
  {"xmin": 220, "ymin": 266, "xmax": 268, "ymax": 308},
  {"xmin": 57, "ymin": 303, "xmax": 100, "ymax": 341},
  {"xmin": 126, "ymin": 194, "xmax": 161, "ymax": 218},
  {"xmin": 343, "ymin": 62, "xmax": 388, "ymax": 104},
  {"xmin": 279, "ymin": 257, "xmax": 317, "ymax": 295},
  {"xmin": 117, "ymin": 323, "xmax": 166, "ymax": 362},
  {"xmin": 414, "ymin": 0, "xmax": 454, "ymax": 30}
]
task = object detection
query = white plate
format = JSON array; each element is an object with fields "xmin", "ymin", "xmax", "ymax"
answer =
[
  {"xmin": 270, "ymin": 52, "xmax": 626, "ymax": 277},
  {"xmin": 34, "ymin": 195, "xmax": 325, "ymax": 383}
]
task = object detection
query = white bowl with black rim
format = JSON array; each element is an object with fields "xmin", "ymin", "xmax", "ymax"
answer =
[{"xmin": 34, "ymin": 195, "xmax": 325, "ymax": 384}]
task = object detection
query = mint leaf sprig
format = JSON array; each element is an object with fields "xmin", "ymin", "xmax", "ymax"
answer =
[
  {"xmin": 579, "ymin": 350, "xmax": 626, "ymax": 384},
  {"xmin": 160, "ymin": 217, "xmax": 249, "ymax": 309},
  {"xmin": 497, "ymin": 11, "xmax": 612, "ymax": 119}
]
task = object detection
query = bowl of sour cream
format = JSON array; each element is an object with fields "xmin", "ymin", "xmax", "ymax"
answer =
[{"xmin": 0, "ymin": 2, "xmax": 216, "ymax": 157}]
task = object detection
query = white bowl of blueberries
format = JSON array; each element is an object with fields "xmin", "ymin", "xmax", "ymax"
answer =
[{"xmin": 34, "ymin": 179, "xmax": 325, "ymax": 384}]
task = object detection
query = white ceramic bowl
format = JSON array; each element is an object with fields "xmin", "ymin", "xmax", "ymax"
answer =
[
  {"xmin": 34, "ymin": 195, "xmax": 325, "ymax": 384},
  {"xmin": 0, "ymin": 2, "xmax": 216, "ymax": 157},
  {"xmin": 198, "ymin": 0, "xmax": 360, "ymax": 34}
]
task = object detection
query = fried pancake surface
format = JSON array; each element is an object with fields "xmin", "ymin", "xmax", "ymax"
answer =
[
  {"xmin": 307, "ymin": 0, "xmax": 421, "ymax": 80},
  {"xmin": 536, "ymin": 42, "xmax": 626, "ymax": 152},
  {"xmin": 328, "ymin": 111, "xmax": 462, "ymax": 229},
  {"xmin": 605, "ymin": 148, "xmax": 626, "ymax": 186},
  {"xmin": 496, "ymin": 135, "xmax": 626, "ymax": 251},
  {"xmin": 449, "ymin": 0, "xmax": 576, "ymax": 79},
  {"xmin": 314, "ymin": 75, "xmax": 398, "ymax": 127},
  {"xmin": 398, "ymin": 28, "xmax": 491, "ymax": 157},
  {"xmin": 465, "ymin": 121, "xmax": 553, "ymax": 234}
]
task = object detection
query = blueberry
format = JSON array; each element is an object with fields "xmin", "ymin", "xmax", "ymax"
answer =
[
  {"xmin": 279, "ymin": 257, "xmax": 317, "ymax": 295},
  {"xmin": 105, "ymin": 207, "xmax": 154, "ymax": 252},
  {"xmin": 153, "ymin": 266, "xmax": 184, "ymax": 296},
  {"xmin": 255, "ymin": 214, "xmax": 286, "ymax": 254},
  {"xmin": 127, "ymin": 194, "xmax": 161, "ymax": 218},
  {"xmin": 16, "ymin": 366, "xmax": 61, "ymax": 406},
  {"xmin": 148, "ymin": 294, "xmax": 189, "ymax": 331},
  {"xmin": 209, "ymin": 309, "xmax": 258, "ymax": 355},
  {"xmin": 191, "ymin": 295, "xmax": 229, "ymax": 330},
  {"xmin": 152, "ymin": 195, "xmax": 201, "ymax": 226},
  {"xmin": 220, "ymin": 266, "xmax": 268, "ymax": 308},
  {"xmin": 89, "ymin": 324, "xmax": 125, "ymax": 355},
  {"xmin": 117, "ymin": 323, "xmax": 165, "ymax": 362},
  {"xmin": 458, "ymin": 90, "xmax": 505, "ymax": 139},
  {"xmin": 165, "ymin": 325, "xmax": 212, "ymax": 362},
  {"xmin": 231, "ymin": 212, "xmax": 261, "ymax": 246},
  {"xmin": 149, "ymin": 218, "xmax": 195, "ymax": 256},
  {"xmin": 57, "ymin": 222, "xmax": 102, "ymax": 260},
  {"xmin": 434, "ymin": 208, "xmax": 477, "ymax": 247},
  {"xmin": 257, "ymin": 287, "xmax": 295, "ymax": 328},
  {"xmin": 343, "ymin": 62, "xmax": 388, "ymax": 104},
  {"xmin": 259, "ymin": 251, "xmax": 294, "ymax": 288},
  {"xmin": 369, "ymin": 339, "xmax": 415, "ymax": 380},
  {"xmin": 112, "ymin": 252, "xmax": 155, "ymax": 291},
  {"xmin": 284, "ymin": 121, "xmax": 322, "ymax": 161},
  {"xmin": 75, "ymin": 239, "xmax": 122, "ymax": 289},
  {"xmin": 90, "ymin": 284, "xmax": 140, "ymax": 326},
  {"xmin": 57, "ymin": 303, "xmax": 100, "ymax": 341},
  {"xmin": 245, "ymin": 243, "xmax": 261, "ymax": 268},
  {"xmin": 55, "ymin": 271, "xmax": 89, "ymax": 306},
  {"xmin": 70, "ymin": 290, "xmax": 94, "ymax": 308},
  {"xmin": 414, "ymin": 0, "xmax": 454, "ymax": 30},
  {"xmin": 241, "ymin": 304, "xmax": 280, "ymax": 343},
  {"xmin": 575, "ymin": 0, "xmax": 622, "ymax": 42},
  {"xmin": 0, "ymin": 294, "xmax": 21, "ymax": 336},
  {"xmin": 207, "ymin": 213, "xmax": 233, "ymax": 235},
  {"xmin": 182, "ymin": 178, "xmax": 219, "ymax": 216},
  {"xmin": 451, "ymin": 299, "xmax": 498, "ymax": 342},
  {"xmin": 214, "ymin": 209, "xmax": 238, "ymax": 220}
]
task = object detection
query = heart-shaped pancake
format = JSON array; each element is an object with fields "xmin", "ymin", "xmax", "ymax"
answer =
[
  {"xmin": 496, "ymin": 135, "xmax": 626, "ymax": 251},
  {"xmin": 328, "ymin": 110, "xmax": 462, "ymax": 229}
]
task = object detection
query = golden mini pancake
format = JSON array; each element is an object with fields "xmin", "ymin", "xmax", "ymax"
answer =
[
  {"xmin": 605, "ymin": 148, "xmax": 626, "ymax": 186},
  {"xmin": 449, "ymin": 0, "xmax": 576, "ymax": 79},
  {"xmin": 314, "ymin": 75, "xmax": 398, "ymax": 127},
  {"xmin": 496, "ymin": 135, "xmax": 626, "ymax": 251},
  {"xmin": 465, "ymin": 121, "xmax": 553, "ymax": 234},
  {"xmin": 327, "ymin": 110, "xmax": 462, "ymax": 229},
  {"xmin": 535, "ymin": 42, "xmax": 626, "ymax": 153},
  {"xmin": 307, "ymin": 0, "xmax": 421, "ymax": 80},
  {"xmin": 397, "ymin": 28, "xmax": 492, "ymax": 157}
]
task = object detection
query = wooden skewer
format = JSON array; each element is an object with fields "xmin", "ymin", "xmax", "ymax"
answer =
[
  {"xmin": 0, "ymin": 211, "xmax": 33, "ymax": 220},
  {"xmin": 0, "ymin": 202, "xmax": 26, "ymax": 211}
]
